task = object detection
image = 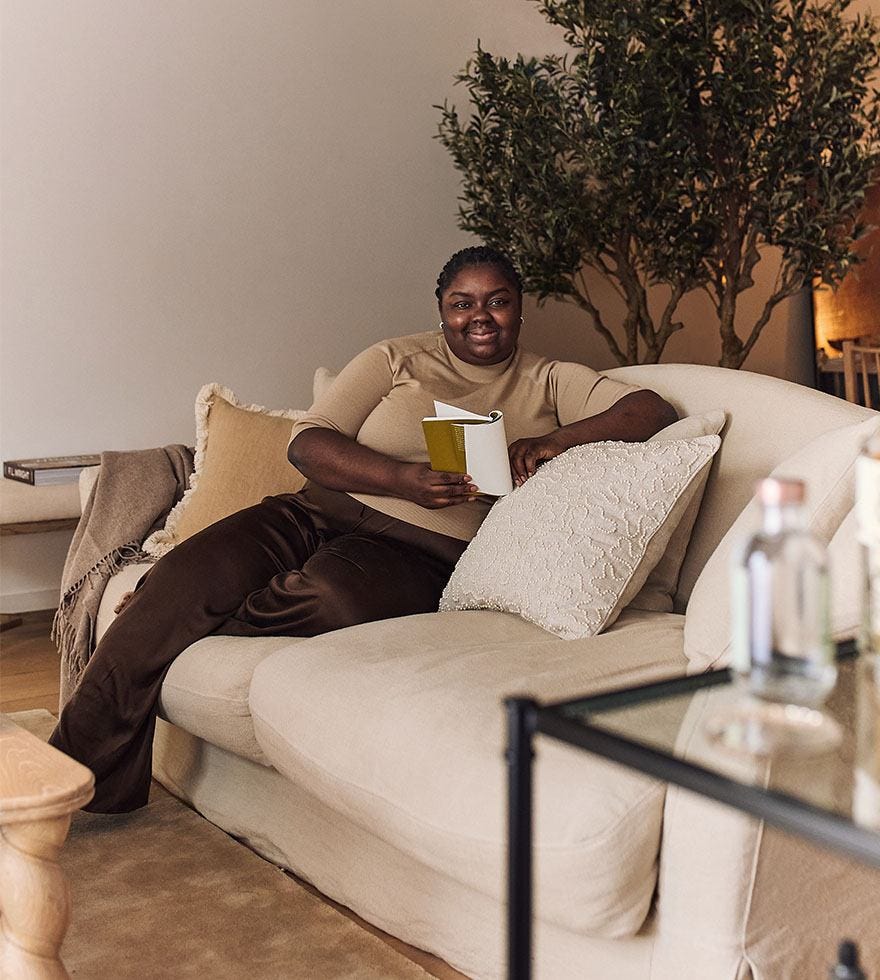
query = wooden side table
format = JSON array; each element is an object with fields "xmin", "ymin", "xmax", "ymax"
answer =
[
  {"xmin": 0, "ymin": 520, "xmax": 79, "ymax": 537},
  {"xmin": 0, "ymin": 716, "xmax": 94, "ymax": 978}
]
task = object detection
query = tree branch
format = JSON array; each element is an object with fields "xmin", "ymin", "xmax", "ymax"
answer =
[
  {"xmin": 656, "ymin": 281, "xmax": 687, "ymax": 346},
  {"xmin": 613, "ymin": 233, "xmax": 652, "ymax": 350},
  {"xmin": 593, "ymin": 253, "xmax": 628, "ymax": 303},
  {"xmin": 740, "ymin": 228, "xmax": 762, "ymax": 287},
  {"xmin": 738, "ymin": 278, "xmax": 805, "ymax": 366},
  {"xmin": 572, "ymin": 271, "xmax": 627, "ymax": 365}
]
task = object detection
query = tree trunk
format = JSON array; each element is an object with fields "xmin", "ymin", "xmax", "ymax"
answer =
[
  {"xmin": 719, "ymin": 345, "xmax": 748, "ymax": 370},
  {"xmin": 717, "ymin": 275, "xmax": 743, "ymax": 368}
]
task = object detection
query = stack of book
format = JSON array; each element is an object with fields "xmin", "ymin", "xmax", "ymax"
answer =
[{"xmin": 3, "ymin": 454, "xmax": 100, "ymax": 487}]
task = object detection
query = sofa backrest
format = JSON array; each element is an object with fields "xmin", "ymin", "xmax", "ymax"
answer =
[{"xmin": 605, "ymin": 363, "xmax": 875, "ymax": 606}]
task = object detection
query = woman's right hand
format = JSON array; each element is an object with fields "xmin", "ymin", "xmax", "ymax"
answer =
[
  {"xmin": 290, "ymin": 428, "xmax": 477, "ymax": 508},
  {"xmin": 397, "ymin": 463, "xmax": 478, "ymax": 509}
]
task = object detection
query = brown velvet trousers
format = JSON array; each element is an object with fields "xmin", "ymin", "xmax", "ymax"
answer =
[{"xmin": 49, "ymin": 484, "xmax": 466, "ymax": 813}]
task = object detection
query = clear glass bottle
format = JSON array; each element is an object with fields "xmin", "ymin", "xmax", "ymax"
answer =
[
  {"xmin": 854, "ymin": 431, "xmax": 880, "ymax": 828},
  {"xmin": 731, "ymin": 476, "xmax": 836, "ymax": 707},
  {"xmin": 856, "ymin": 430, "xmax": 880, "ymax": 658}
]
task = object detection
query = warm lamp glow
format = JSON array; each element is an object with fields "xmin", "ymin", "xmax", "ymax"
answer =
[{"xmin": 814, "ymin": 178, "xmax": 880, "ymax": 356}]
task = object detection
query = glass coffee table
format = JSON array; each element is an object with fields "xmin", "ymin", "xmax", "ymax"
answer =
[{"xmin": 504, "ymin": 639, "xmax": 880, "ymax": 979}]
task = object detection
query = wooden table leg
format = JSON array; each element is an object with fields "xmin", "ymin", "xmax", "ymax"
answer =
[
  {"xmin": 1, "ymin": 716, "xmax": 94, "ymax": 980},
  {"xmin": 0, "ymin": 814, "xmax": 74, "ymax": 979}
]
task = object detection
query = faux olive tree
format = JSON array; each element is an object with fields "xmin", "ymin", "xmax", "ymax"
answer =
[{"xmin": 437, "ymin": 0, "xmax": 880, "ymax": 367}]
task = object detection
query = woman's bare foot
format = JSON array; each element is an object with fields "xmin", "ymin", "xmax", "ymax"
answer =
[{"xmin": 113, "ymin": 591, "xmax": 134, "ymax": 614}]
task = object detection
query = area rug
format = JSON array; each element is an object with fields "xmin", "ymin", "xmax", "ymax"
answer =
[{"xmin": 8, "ymin": 710, "xmax": 431, "ymax": 980}]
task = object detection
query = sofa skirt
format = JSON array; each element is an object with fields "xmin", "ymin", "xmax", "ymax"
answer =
[{"xmin": 152, "ymin": 718, "xmax": 752, "ymax": 980}]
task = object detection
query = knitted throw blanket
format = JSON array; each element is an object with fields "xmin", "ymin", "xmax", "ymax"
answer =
[{"xmin": 53, "ymin": 445, "xmax": 194, "ymax": 707}]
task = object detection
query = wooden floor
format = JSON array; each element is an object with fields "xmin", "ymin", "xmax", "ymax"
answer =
[
  {"xmin": 0, "ymin": 609, "xmax": 62, "ymax": 714},
  {"xmin": 0, "ymin": 610, "xmax": 467, "ymax": 980}
]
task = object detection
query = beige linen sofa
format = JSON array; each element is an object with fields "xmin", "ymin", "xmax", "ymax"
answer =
[{"xmin": 84, "ymin": 364, "xmax": 879, "ymax": 979}]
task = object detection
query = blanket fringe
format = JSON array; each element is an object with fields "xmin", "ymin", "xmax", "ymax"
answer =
[{"xmin": 52, "ymin": 542, "xmax": 153, "ymax": 683}]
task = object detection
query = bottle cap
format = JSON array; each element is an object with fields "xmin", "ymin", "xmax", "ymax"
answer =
[
  {"xmin": 830, "ymin": 939, "xmax": 866, "ymax": 980},
  {"xmin": 862, "ymin": 429, "xmax": 880, "ymax": 460},
  {"xmin": 755, "ymin": 476, "xmax": 805, "ymax": 506}
]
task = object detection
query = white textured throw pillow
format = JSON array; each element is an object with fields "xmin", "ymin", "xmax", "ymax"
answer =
[{"xmin": 440, "ymin": 436, "xmax": 721, "ymax": 640}]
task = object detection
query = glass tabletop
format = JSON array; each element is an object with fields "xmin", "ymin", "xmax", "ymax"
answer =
[{"xmin": 535, "ymin": 640, "xmax": 880, "ymax": 866}]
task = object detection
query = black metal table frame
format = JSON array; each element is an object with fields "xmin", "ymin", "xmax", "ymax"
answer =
[{"xmin": 504, "ymin": 639, "xmax": 877, "ymax": 980}]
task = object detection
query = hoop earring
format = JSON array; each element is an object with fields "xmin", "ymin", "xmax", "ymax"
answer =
[
  {"xmin": 520, "ymin": 316, "xmax": 524, "ymax": 325},
  {"xmin": 439, "ymin": 321, "xmax": 446, "ymax": 331}
]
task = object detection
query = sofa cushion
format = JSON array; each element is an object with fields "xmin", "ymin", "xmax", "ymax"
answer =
[
  {"xmin": 605, "ymin": 365, "xmax": 876, "ymax": 610},
  {"xmin": 144, "ymin": 383, "xmax": 307, "ymax": 557},
  {"xmin": 96, "ymin": 568, "xmax": 298, "ymax": 765},
  {"xmin": 684, "ymin": 414, "xmax": 880, "ymax": 670},
  {"xmin": 629, "ymin": 410, "xmax": 727, "ymax": 612},
  {"xmin": 249, "ymin": 607, "xmax": 688, "ymax": 937},
  {"xmin": 159, "ymin": 634, "xmax": 305, "ymax": 765},
  {"xmin": 828, "ymin": 509, "xmax": 859, "ymax": 642},
  {"xmin": 440, "ymin": 436, "xmax": 720, "ymax": 639}
]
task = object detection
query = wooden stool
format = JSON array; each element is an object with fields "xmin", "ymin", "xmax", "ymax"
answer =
[{"xmin": 0, "ymin": 716, "xmax": 94, "ymax": 978}]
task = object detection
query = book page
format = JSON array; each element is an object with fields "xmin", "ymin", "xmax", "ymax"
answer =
[
  {"xmin": 429, "ymin": 401, "xmax": 493, "ymax": 422},
  {"xmin": 462, "ymin": 414, "xmax": 513, "ymax": 496}
]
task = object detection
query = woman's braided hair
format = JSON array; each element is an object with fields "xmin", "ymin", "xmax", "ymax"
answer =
[{"xmin": 435, "ymin": 245, "xmax": 523, "ymax": 303}]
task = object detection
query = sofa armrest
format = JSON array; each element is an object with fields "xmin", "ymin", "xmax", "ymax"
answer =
[
  {"xmin": 650, "ymin": 687, "xmax": 764, "ymax": 968},
  {"xmin": 650, "ymin": 680, "xmax": 880, "ymax": 976}
]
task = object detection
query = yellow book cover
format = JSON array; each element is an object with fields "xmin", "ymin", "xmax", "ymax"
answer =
[{"xmin": 421, "ymin": 401, "xmax": 513, "ymax": 496}]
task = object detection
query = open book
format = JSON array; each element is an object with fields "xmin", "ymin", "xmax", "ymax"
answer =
[{"xmin": 421, "ymin": 401, "xmax": 513, "ymax": 497}]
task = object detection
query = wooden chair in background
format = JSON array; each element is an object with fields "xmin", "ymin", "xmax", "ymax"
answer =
[{"xmin": 842, "ymin": 337, "xmax": 880, "ymax": 408}]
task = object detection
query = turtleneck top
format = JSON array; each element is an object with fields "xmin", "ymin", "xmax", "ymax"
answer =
[{"xmin": 289, "ymin": 331, "xmax": 639, "ymax": 541}]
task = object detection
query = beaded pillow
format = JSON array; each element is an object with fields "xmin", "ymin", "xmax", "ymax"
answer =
[{"xmin": 440, "ymin": 436, "xmax": 721, "ymax": 639}]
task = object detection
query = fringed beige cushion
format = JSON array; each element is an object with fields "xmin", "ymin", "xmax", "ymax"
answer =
[{"xmin": 144, "ymin": 384, "xmax": 306, "ymax": 557}]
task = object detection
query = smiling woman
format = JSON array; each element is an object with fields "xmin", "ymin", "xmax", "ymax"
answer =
[
  {"xmin": 436, "ymin": 246, "xmax": 524, "ymax": 366},
  {"xmin": 49, "ymin": 244, "xmax": 676, "ymax": 814}
]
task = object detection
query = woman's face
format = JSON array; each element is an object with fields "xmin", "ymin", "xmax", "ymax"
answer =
[{"xmin": 439, "ymin": 264, "xmax": 522, "ymax": 366}]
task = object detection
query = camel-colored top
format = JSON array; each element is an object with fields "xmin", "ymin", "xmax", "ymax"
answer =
[{"xmin": 290, "ymin": 331, "xmax": 640, "ymax": 541}]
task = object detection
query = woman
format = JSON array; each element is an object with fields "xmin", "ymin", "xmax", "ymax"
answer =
[{"xmin": 50, "ymin": 245, "xmax": 676, "ymax": 812}]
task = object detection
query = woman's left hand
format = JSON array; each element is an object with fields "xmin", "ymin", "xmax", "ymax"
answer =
[
  {"xmin": 508, "ymin": 432, "xmax": 567, "ymax": 488},
  {"xmin": 507, "ymin": 390, "xmax": 679, "ymax": 490}
]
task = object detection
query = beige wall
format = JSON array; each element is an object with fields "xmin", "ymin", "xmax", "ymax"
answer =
[
  {"xmin": 1, "ymin": 0, "xmax": 574, "ymax": 608},
  {"xmin": 0, "ymin": 0, "xmax": 873, "ymax": 609},
  {"xmin": 1, "ymin": 0, "xmax": 574, "ymax": 463}
]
